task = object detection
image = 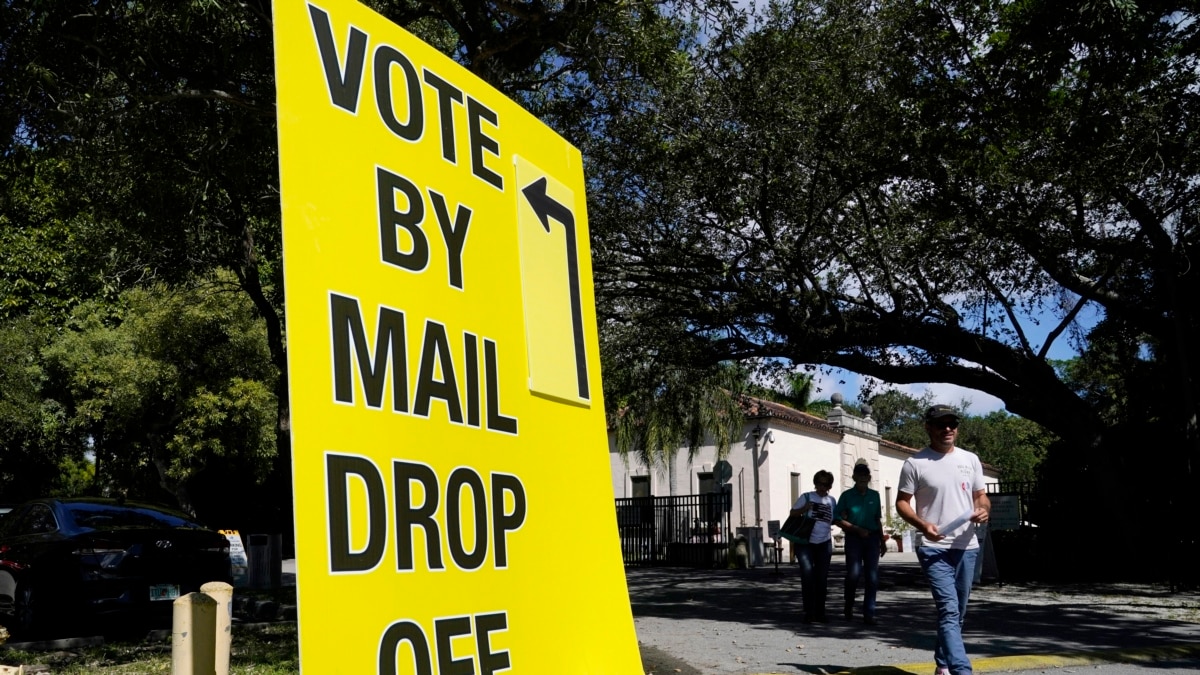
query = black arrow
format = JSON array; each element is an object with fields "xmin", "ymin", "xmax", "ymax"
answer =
[{"xmin": 522, "ymin": 176, "xmax": 589, "ymax": 400}]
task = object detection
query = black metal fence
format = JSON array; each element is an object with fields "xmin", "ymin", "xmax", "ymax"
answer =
[
  {"xmin": 985, "ymin": 481, "xmax": 1042, "ymax": 582},
  {"xmin": 985, "ymin": 480, "xmax": 1042, "ymax": 524},
  {"xmin": 986, "ymin": 480, "xmax": 1197, "ymax": 588},
  {"xmin": 615, "ymin": 493, "xmax": 732, "ymax": 568}
]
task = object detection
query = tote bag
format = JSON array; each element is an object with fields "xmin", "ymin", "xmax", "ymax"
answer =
[{"xmin": 779, "ymin": 511, "xmax": 816, "ymax": 544}]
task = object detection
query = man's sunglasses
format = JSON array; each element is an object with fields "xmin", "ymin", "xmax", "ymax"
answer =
[{"xmin": 929, "ymin": 419, "xmax": 959, "ymax": 430}]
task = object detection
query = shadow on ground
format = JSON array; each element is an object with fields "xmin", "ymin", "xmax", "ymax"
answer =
[{"xmin": 627, "ymin": 557, "xmax": 1200, "ymax": 662}]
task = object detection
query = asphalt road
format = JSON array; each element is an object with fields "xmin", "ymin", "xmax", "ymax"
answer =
[
  {"xmin": 628, "ymin": 551, "xmax": 1200, "ymax": 675},
  {"xmin": 8, "ymin": 554, "xmax": 1197, "ymax": 675}
]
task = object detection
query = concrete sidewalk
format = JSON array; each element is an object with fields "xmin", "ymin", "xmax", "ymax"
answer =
[{"xmin": 628, "ymin": 551, "xmax": 1200, "ymax": 674}]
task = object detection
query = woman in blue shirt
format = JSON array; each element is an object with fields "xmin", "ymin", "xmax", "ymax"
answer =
[{"xmin": 836, "ymin": 462, "xmax": 886, "ymax": 624}]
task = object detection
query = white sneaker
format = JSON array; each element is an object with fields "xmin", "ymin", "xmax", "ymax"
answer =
[{"xmin": 934, "ymin": 668, "xmax": 949, "ymax": 675}]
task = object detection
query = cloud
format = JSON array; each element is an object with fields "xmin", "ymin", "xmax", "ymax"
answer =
[
  {"xmin": 904, "ymin": 382, "xmax": 1006, "ymax": 415},
  {"xmin": 810, "ymin": 370, "xmax": 1008, "ymax": 415}
]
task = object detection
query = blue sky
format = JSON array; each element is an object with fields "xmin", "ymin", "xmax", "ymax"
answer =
[
  {"xmin": 811, "ymin": 369, "xmax": 1007, "ymax": 415},
  {"xmin": 807, "ymin": 303, "xmax": 1102, "ymax": 416}
]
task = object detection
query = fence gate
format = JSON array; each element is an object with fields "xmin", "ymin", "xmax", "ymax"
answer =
[
  {"xmin": 985, "ymin": 481, "xmax": 1041, "ymax": 581},
  {"xmin": 614, "ymin": 492, "xmax": 732, "ymax": 568}
]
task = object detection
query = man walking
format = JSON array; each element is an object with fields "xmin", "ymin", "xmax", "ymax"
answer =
[{"xmin": 896, "ymin": 405, "xmax": 990, "ymax": 675}]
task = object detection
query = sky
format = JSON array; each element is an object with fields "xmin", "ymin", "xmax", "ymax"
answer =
[
  {"xmin": 809, "ymin": 368, "xmax": 1007, "ymax": 415},
  {"xmin": 804, "ymin": 302, "xmax": 1103, "ymax": 417}
]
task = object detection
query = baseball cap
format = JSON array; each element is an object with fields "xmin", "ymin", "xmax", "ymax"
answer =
[{"xmin": 924, "ymin": 404, "xmax": 960, "ymax": 422}]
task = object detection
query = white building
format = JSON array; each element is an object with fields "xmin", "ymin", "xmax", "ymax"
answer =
[{"xmin": 609, "ymin": 394, "xmax": 1001, "ymax": 557}]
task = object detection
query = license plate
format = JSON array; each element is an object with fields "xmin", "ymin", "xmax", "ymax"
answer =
[{"xmin": 149, "ymin": 584, "xmax": 180, "ymax": 601}]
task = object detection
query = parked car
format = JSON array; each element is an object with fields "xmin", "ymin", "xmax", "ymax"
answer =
[{"xmin": 0, "ymin": 497, "xmax": 231, "ymax": 636}]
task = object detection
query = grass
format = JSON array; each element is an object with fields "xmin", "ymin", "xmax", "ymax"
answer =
[
  {"xmin": 0, "ymin": 585, "xmax": 302, "ymax": 673},
  {"xmin": 0, "ymin": 621, "xmax": 299, "ymax": 674}
]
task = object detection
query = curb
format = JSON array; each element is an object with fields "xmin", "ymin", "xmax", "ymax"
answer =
[
  {"xmin": 822, "ymin": 642, "xmax": 1200, "ymax": 674},
  {"xmin": 0, "ymin": 636, "xmax": 105, "ymax": 651},
  {"xmin": 232, "ymin": 595, "xmax": 296, "ymax": 622}
]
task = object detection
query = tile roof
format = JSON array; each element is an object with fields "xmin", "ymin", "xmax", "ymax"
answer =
[
  {"xmin": 880, "ymin": 437, "xmax": 921, "ymax": 457},
  {"xmin": 739, "ymin": 395, "xmax": 841, "ymax": 437}
]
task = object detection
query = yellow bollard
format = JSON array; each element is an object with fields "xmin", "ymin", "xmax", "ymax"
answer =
[
  {"xmin": 173, "ymin": 592, "xmax": 217, "ymax": 675},
  {"xmin": 201, "ymin": 581, "xmax": 234, "ymax": 675}
]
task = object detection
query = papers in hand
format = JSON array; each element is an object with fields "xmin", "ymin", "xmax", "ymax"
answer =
[{"xmin": 937, "ymin": 509, "xmax": 975, "ymax": 535}]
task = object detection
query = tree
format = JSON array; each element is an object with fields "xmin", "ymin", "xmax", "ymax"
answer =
[
  {"xmin": 38, "ymin": 275, "xmax": 278, "ymax": 524},
  {"xmin": 1, "ymin": 0, "xmax": 730, "ymax": 536},
  {"xmin": 587, "ymin": 1, "xmax": 1197, "ymax": 580},
  {"xmin": 867, "ymin": 389, "xmax": 1050, "ymax": 483},
  {"xmin": 0, "ymin": 318, "xmax": 79, "ymax": 500},
  {"xmin": 0, "ymin": 154, "xmax": 113, "ymax": 324},
  {"xmin": 958, "ymin": 412, "xmax": 1052, "ymax": 485},
  {"xmin": 589, "ymin": 0, "xmax": 1198, "ymax": 472},
  {"xmin": 606, "ymin": 316, "xmax": 750, "ymax": 495},
  {"xmin": 749, "ymin": 370, "xmax": 818, "ymax": 412},
  {"xmin": 868, "ymin": 389, "xmax": 934, "ymax": 440}
]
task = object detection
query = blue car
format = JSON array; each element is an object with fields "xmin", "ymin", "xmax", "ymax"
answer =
[{"xmin": 0, "ymin": 498, "xmax": 231, "ymax": 637}]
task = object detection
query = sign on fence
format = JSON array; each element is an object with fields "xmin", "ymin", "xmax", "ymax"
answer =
[{"xmin": 989, "ymin": 494, "xmax": 1022, "ymax": 531}]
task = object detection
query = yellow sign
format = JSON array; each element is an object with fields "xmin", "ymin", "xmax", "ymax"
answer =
[{"xmin": 273, "ymin": 0, "xmax": 641, "ymax": 672}]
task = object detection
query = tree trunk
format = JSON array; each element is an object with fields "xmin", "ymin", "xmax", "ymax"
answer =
[
  {"xmin": 668, "ymin": 449, "xmax": 679, "ymax": 496},
  {"xmin": 234, "ymin": 215, "xmax": 294, "ymax": 555}
]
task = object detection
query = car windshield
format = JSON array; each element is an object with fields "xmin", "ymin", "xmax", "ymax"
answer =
[{"xmin": 66, "ymin": 503, "xmax": 203, "ymax": 530}]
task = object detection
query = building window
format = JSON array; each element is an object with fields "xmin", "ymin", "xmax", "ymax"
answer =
[
  {"xmin": 789, "ymin": 472, "xmax": 802, "ymax": 562},
  {"xmin": 631, "ymin": 475, "xmax": 651, "ymax": 498},
  {"xmin": 697, "ymin": 471, "xmax": 715, "ymax": 494}
]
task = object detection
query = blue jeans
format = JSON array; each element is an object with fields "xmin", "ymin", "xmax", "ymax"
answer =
[
  {"xmin": 917, "ymin": 546, "xmax": 979, "ymax": 674},
  {"xmin": 844, "ymin": 532, "xmax": 881, "ymax": 618},
  {"xmin": 797, "ymin": 540, "xmax": 832, "ymax": 620}
]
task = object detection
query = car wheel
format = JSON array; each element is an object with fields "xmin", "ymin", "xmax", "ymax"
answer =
[{"xmin": 13, "ymin": 582, "xmax": 39, "ymax": 637}]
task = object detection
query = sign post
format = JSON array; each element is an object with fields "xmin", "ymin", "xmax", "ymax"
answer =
[
  {"xmin": 218, "ymin": 530, "xmax": 249, "ymax": 588},
  {"xmin": 273, "ymin": 1, "xmax": 641, "ymax": 671}
]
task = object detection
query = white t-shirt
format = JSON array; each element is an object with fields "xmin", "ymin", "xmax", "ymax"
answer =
[
  {"xmin": 792, "ymin": 491, "xmax": 837, "ymax": 544},
  {"xmin": 897, "ymin": 446, "xmax": 986, "ymax": 550}
]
